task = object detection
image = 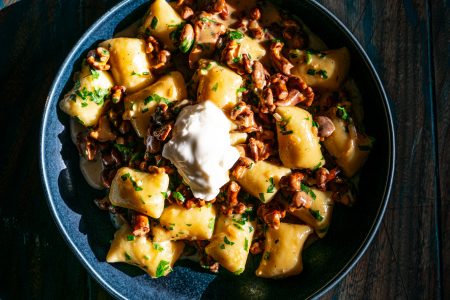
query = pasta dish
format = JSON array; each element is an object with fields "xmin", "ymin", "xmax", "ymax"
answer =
[{"xmin": 59, "ymin": 0, "xmax": 373, "ymax": 279}]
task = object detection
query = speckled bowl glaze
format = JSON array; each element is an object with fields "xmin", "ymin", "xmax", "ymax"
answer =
[{"xmin": 40, "ymin": 0, "xmax": 395, "ymax": 299}]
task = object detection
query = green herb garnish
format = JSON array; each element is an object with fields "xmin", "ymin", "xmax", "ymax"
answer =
[
  {"xmin": 336, "ymin": 105, "xmax": 349, "ymax": 121},
  {"xmin": 224, "ymin": 236, "xmax": 235, "ymax": 246},
  {"xmin": 172, "ymin": 191, "xmax": 185, "ymax": 202},
  {"xmin": 90, "ymin": 69, "xmax": 100, "ymax": 79},
  {"xmin": 144, "ymin": 93, "xmax": 171, "ymax": 105},
  {"xmin": 266, "ymin": 177, "xmax": 275, "ymax": 193},
  {"xmin": 150, "ymin": 16, "xmax": 158, "ymax": 30},
  {"xmin": 228, "ymin": 30, "xmax": 244, "ymax": 40},
  {"xmin": 208, "ymin": 218, "xmax": 215, "ymax": 230},
  {"xmin": 121, "ymin": 173, "xmax": 143, "ymax": 192},
  {"xmin": 309, "ymin": 209, "xmax": 324, "ymax": 221},
  {"xmin": 155, "ymin": 260, "xmax": 171, "ymax": 278},
  {"xmin": 153, "ymin": 243, "xmax": 164, "ymax": 251},
  {"xmin": 301, "ymin": 183, "xmax": 316, "ymax": 200}
]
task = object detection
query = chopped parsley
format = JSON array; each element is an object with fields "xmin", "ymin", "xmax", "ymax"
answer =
[
  {"xmin": 120, "ymin": 173, "xmax": 143, "ymax": 192},
  {"xmin": 224, "ymin": 236, "xmax": 234, "ymax": 246},
  {"xmin": 124, "ymin": 252, "xmax": 132, "ymax": 260},
  {"xmin": 219, "ymin": 244, "xmax": 225, "ymax": 250},
  {"xmin": 168, "ymin": 22, "xmax": 185, "ymax": 42},
  {"xmin": 318, "ymin": 69, "xmax": 328, "ymax": 79},
  {"xmin": 126, "ymin": 235, "xmax": 135, "ymax": 241},
  {"xmin": 200, "ymin": 17, "xmax": 217, "ymax": 23},
  {"xmin": 130, "ymin": 152, "xmax": 144, "ymax": 163},
  {"xmin": 228, "ymin": 30, "xmax": 244, "ymax": 40},
  {"xmin": 153, "ymin": 243, "xmax": 164, "ymax": 251},
  {"xmin": 232, "ymin": 55, "xmax": 242, "ymax": 64},
  {"xmin": 144, "ymin": 93, "xmax": 171, "ymax": 105},
  {"xmin": 90, "ymin": 69, "xmax": 100, "ymax": 79},
  {"xmin": 309, "ymin": 209, "xmax": 324, "ymax": 221},
  {"xmin": 306, "ymin": 49, "xmax": 327, "ymax": 58},
  {"xmin": 234, "ymin": 268, "xmax": 244, "ymax": 275},
  {"xmin": 233, "ymin": 223, "xmax": 244, "ymax": 231},
  {"xmin": 76, "ymin": 87, "xmax": 109, "ymax": 106},
  {"xmin": 161, "ymin": 191, "xmax": 169, "ymax": 199},
  {"xmin": 305, "ymin": 52, "xmax": 313, "ymax": 64},
  {"xmin": 236, "ymin": 87, "xmax": 247, "ymax": 94},
  {"xmin": 277, "ymin": 115, "xmax": 293, "ymax": 135},
  {"xmin": 336, "ymin": 105, "xmax": 349, "ymax": 121},
  {"xmin": 179, "ymin": 37, "xmax": 194, "ymax": 53},
  {"xmin": 244, "ymin": 238, "xmax": 249, "ymax": 251},
  {"xmin": 259, "ymin": 193, "xmax": 265, "ymax": 202},
  {"xmin": 155, "ymin": 260, "xmax": 171, "ymax": 278},
  {"xmin": 263, "ymin": 252, "xmax": 271, "ymax": 260},
  {"xmin": 212, "ymin": 82, "xmax": 219, "ymax": 92},
  {"xmin": 114, "ymin": 143, "xmax": 134, "ymax": 156},
  {"xmin": 266, "ymin": 177, "xmax": 275, "ymax": 193},
  {"xmin": 301, "ymin": 183, "xmax": 316, "ymax": 200},
  {"xmin": 208, "ymin": 218, "xmax": 215, "ymax": 230},
  {"xmin": 312, "ymin": 120, "xmax": 319, "ymax": 128},
  {"xmin": 172, "ymin": 191, "xmax": 185, "ymax": 202},
  {"xmin": 131, "ymin": 71, "xmax": 150, "ymax": 76},
  {"xmin": 312, "ymin": 161, "xmax": 322, "ymax": 171},
  {"xmin": 307, "ymin": 68, "xmax": 328, "ymax": 79},
  {"xmin": 150, "ymin": 16, "xmax": 158, "ymax": 30}
]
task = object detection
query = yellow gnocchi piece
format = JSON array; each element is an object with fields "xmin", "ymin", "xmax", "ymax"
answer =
[
  {"xmin": 323, "ymin": 112, "xmax": 372, "ymax": 177},
  {"xmin": 99, "ymin": 38, "xmax": 154, "ymax": 93},
  {"xmin": 124, "ymin": 71, "xmax": 187, "ymax": 137},
  {"xmin": 205, "ymin": 213, "xmax": 255, "ymax": 274},
  {"xmin": 197, "ymin": 60, "xmax": 243, "ymax": 111},
  {"xmin": 276, "ymin": 106, "xmax": 324, "ymax": 170},
  {"xmin": 152, "ymin": 204, "xmax": 217, "ymax": 242},
  {"xmin": 106, "ymin": 223, "xmax": 184, "ymax": 278},
  {"xmin": 59, "ymin": 61, "xmax": 114, "ymax": 127},
  {"xmin": 140, "ymin": 0, "xmax": 184, "ymax": 50},
  {"xmin": 286, "ymin": 188, "xmax": 333, "ymax": 238},
  {"xmin": 109, "ymin": 167, "xmax": 169, "ymax": 218},
  {"xmin": 291, "ymin": 47, "xmax": 350, "ymax": 91},
  {"xmin": 236, "ymin": 159, "xmax": 291, "ymax": 203},
  {"xmin": 238, "ymin": 35, "xmax": 267, "ymax": 61},
  {"xmin": 230, "ymin": 132, "xmax": 248, "ymax": 146},
  {"xmin": 256, "ymin": 223, "xmax": 313, "ymax": 278}
]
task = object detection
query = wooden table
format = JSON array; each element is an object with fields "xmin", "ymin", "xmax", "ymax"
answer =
[{"xmin": 0, "ymin": 0, "xmax": 448, "ymax": 298}]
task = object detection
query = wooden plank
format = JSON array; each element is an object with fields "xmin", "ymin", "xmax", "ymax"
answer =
[
  {"xmin": 0, "ymin": 0, "xmax": 118, "ymax": 298},
  {"xmin": 0, "ymin": 0, "xmax": 442, "ymax": 299},
  {"xmin": 430, "ymin": 0, "xmax": 450, "ymax": 297},
  {"xmin": 316, "ymin": 0, "xmax": 441, "ymax": 298}
]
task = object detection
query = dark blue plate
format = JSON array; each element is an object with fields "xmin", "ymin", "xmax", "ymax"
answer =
[{"xmin": 40, "ymin": 0, "xmax": 395, "ymax": 299}]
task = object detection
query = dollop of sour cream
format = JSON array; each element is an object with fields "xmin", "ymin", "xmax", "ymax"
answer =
[{"xmin": 162, "ymin": 101, "xmax": 240, "ymax": 201}]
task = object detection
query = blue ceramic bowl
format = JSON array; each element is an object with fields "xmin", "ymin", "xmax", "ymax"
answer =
[{"xmin": 40, "ymin": 0, "xmax": 395, "ymax": 299}]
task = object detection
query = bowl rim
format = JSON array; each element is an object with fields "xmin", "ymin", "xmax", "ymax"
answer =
[{"xmin": 39, "ymin": 0, "xmax": 396, "ymax": 299}]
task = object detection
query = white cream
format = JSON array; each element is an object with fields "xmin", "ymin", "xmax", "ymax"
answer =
[{"xmin": 162, "ymin": 101, "xmax": 240, "ymax": 201}]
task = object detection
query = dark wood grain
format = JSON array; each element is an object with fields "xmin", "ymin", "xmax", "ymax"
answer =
[
  {"xmin": 317, "ymin": 0, "xmax": 442, "ymax": 299},
  {"xmin": 0, "ymin": 0, "xmax": 120, "ymax": 298},
  {"xmin": 0, "ymin": 0, "xmax": 445, "ymax": 299},
  {"xmin": 430, "ymin": 0, "xmax": 450, "ymax": 297}
]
